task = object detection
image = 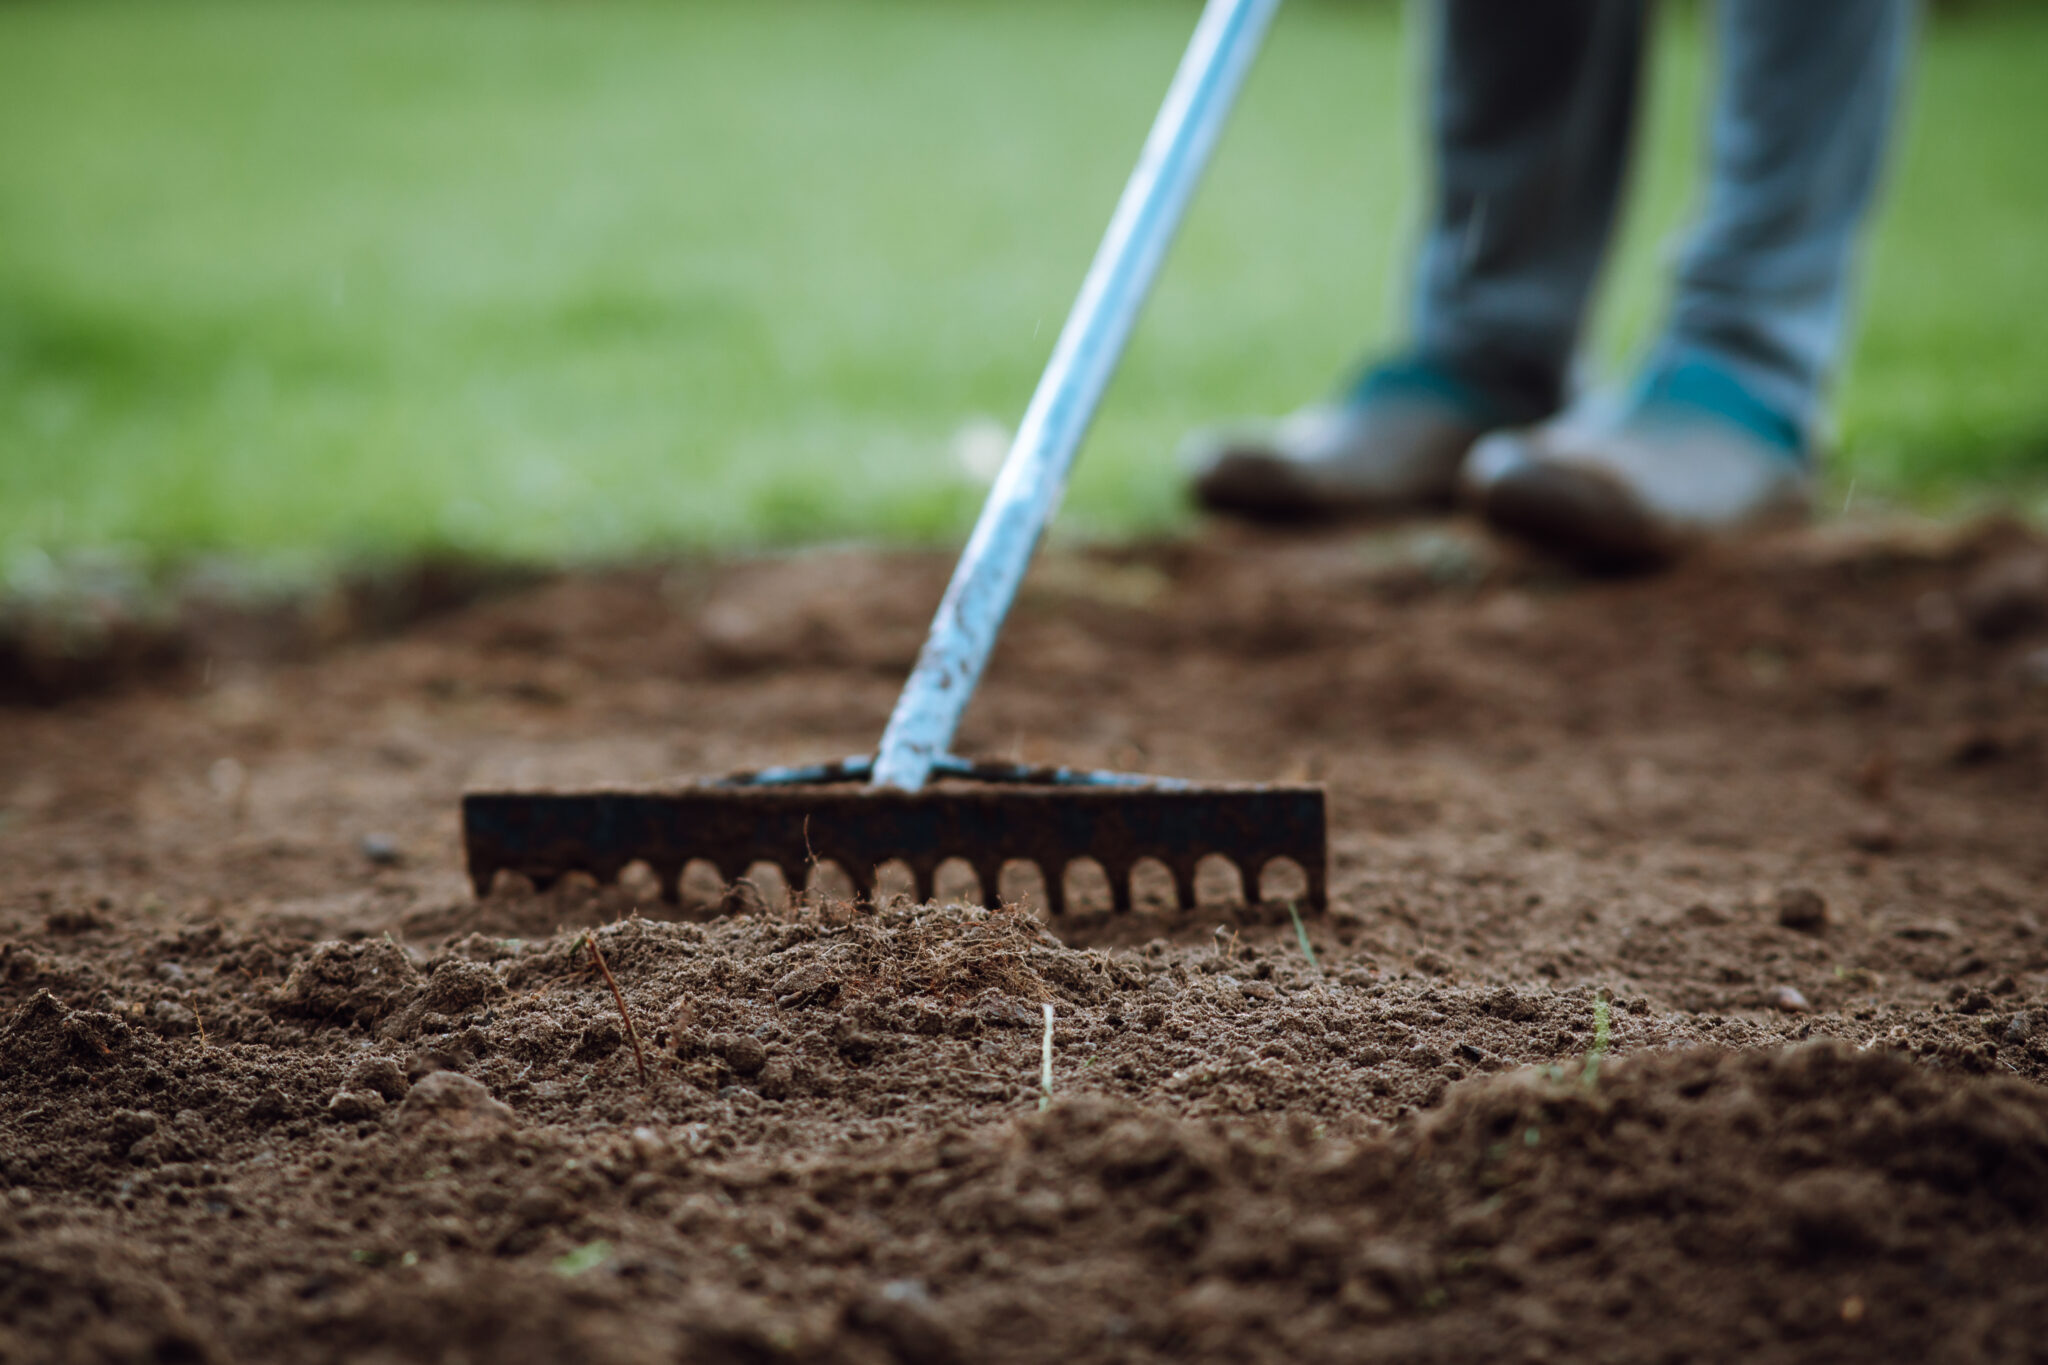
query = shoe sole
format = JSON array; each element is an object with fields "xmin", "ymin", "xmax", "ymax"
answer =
[
  {"xmin": 1193, "ymin": 453, "xmax": 1454, "ymax": 526},
  {"xmin": 1477, "ymin": 463, "xmax": 1682, "ymax": 572},
  {"xmin": 1479, "ymin": 462, "xmax": 1814, "ymax": 573}
]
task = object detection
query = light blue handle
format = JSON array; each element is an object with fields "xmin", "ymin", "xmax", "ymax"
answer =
[{"xmin": 872, "ymin": 0, "xmax": 1281, "ymax": 791}]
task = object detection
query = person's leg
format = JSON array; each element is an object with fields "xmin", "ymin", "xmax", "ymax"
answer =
[
  {"xmin": 1415, "ymin": 0, "xmax": 1651, "ymax": 422},
  {"xmin": 1650, "ymin": 0, "xmax": 1916, "ymax": 435},
  {"xmin": 1465, "ymin": 0, "xmax": 1916, "ymax": 566},
  {"xmin": 1191, "ymin": 0, "xmax": 1650, "ymax": 522}
]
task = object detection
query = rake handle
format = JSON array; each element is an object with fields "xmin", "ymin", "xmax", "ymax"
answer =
[{"xmin": 871, "ymin": 0, "xmax": 1281, "ymax": 791}]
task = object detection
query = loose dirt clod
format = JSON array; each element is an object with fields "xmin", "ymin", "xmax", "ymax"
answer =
[
  {"xmin": 1775, "ymin": 887, "xmax": 1830, "ymax": 933},
  {"xmin": 326, "ymin": 1089, "xmax": 385, "ymax": 1122},
  {"xmin": 394, "ymin": 1071, "xmax": 516, "ymax": 1133},
  {"xmin": 1773, "ymin": 984, "xmax": 1814, "ymax": 1014},
  {"xmin": 1847, "ymin": 813, "xmax": 1901, "ymax": 854},
  {"xmin": 347, "ymin": 1054, "xmax": 409, "ymax": 1101}
]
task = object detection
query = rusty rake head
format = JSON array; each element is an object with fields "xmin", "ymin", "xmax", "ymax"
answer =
[{"xmin": 462, "ymin": 758, "xmax": 1325, "ymax": 917}]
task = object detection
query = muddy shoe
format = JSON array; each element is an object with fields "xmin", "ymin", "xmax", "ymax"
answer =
[
  {"xmin": 1186, "ymin": 358, "xmax": 1504, "ymax": 524},
  {"xmin": 1465, "ymin": 359, "xmax": 1811, "ymax": 569}
]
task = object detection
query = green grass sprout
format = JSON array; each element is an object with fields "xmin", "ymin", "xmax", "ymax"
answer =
[
  {"xmin": 551, "ymin": 1240, "xmax": 614, "ymax": 1277},
  {"xmin": 1287, "ymin": 901, "xmax": 1322, "ymax": 978},
  {"xmin": 1580, "ymin": 995, "xmax": 1612, "ymax": 1092}
]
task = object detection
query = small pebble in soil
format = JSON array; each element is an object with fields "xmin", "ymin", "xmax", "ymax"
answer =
[
  {"xmin": 395, "ymin": 1071, "xmax": 516, "ymax": 1133},
  {"xmin": 1775, "ymin": 887, "xmax": 1829, "ymax": 934},
  {"xmin": 347, "ymin": 1054, "xmax": 409, "ymax": 1101},
  {"xmin": 1847, "ymin": 814, "xmax": 1900, "ymax": 855},
  {"xmin": 359, "ymin": 833, "xmax": 402, "ymax": 866},
  {"xmin": 109, "ymin": 1110, "xmax": 159, "ymax": 1148},
  {"xmin": 244, "ymin": 1087, "xmax": 291, "ymax": 1126},
  {"xmin": 512, "ymin": 1186, "xmax": 566, "ymax": 1229},
  {"xmin": 43, "ymin": 906, "xmax": 107, "ymax": 934},
  {"xmin": 326, "ymin": 1090, "xmax": 386, "ymax": 1123},
  {"xmin": 713, "ymin": 1033, "xmax": 769, "ymax": 1076},
  {"xmin": 151, "ymin": 1000, "xmax": 198, "ymax": 1036},
  {"xmin": 1412, "ymin": 948, "xmax": 1454, "ymax": 976},
  {"xmin": 1772, "ymin": 985, "xmax": 1813, "ymax": 1014}
]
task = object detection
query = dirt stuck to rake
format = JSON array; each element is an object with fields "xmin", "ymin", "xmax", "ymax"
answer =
[{"xmin": 3, "ymin": 515, "xmax": 2048, "ymax": 1363}]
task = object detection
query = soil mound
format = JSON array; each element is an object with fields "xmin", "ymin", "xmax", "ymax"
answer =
[{"xmin": 6, "ymin": 907, "xmax": 2048, "ymax": 1362}]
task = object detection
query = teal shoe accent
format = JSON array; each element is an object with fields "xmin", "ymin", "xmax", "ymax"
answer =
[
  {"xmin": 1186, "ymin": 354, "xmax": 1499, "ymax": 522},
  {"xmin": 1628, "ymin": 355, "xmax": 1805, "ymax": 461},
  {"xmin": 1344, "ymin": 355, "xmax": 1505, "ymax": 427}
]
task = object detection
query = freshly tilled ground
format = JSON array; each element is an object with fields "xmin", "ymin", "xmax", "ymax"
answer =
[{"xmin": 3, "ymin": 515, "xmax": 2047, "ymax": 1363}]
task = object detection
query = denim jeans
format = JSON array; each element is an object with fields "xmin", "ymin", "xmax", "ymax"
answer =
[{"xmin": 1409, "ymin": 0, "xmax": 1915, "ymax": 436}]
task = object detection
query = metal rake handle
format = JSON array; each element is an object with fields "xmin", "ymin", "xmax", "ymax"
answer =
[{"xmin": 871, "ymin": 0, "xmax": 1281, "ymax": 791}]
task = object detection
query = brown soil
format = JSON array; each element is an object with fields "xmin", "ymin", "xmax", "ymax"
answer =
[{"xmin": 3, "ymin": 515, "xmax": 2047, "ymax": 1364}]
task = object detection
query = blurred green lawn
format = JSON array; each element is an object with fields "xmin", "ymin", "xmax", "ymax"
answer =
[{"xmin": 3, "ymin": 0, "xmax": 2045, "ymax": 571}]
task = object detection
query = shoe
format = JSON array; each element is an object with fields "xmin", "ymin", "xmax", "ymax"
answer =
[
  {"xmin": 1186, "ymin": 357, "xmax": 1508, "ymax": 524},
  {"xmin": 1464, "ymin": 357, "xmax": 1812, "ymax": 569}
]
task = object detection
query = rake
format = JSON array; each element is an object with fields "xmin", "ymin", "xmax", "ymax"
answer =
[{"xmin": 462, "ymin": 0, "xmax": 1326, "ymax": 917}]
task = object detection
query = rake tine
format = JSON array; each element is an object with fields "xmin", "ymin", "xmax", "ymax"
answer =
[{"xmin": 463, "ymin": 784, "xmax": 1324, "ymax": 915}]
